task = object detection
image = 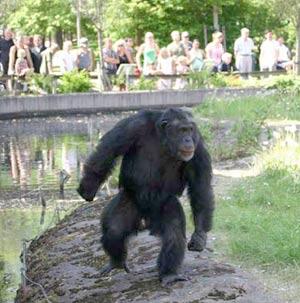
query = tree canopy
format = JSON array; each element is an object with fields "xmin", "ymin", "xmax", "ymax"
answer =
[{"xmin": 0, "ymin": 0, "xmax": 297, "ymax": 52}]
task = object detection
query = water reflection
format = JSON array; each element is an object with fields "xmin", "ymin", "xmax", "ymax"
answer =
[
  {"xmin": 0, "ymin": 113, "xmax": 128, "ymax": 303},
  {"xmin": 0, "ymin": 114, "xmax": 127, "ymax": 202}
]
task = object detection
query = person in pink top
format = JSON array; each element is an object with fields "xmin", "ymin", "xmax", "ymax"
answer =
[{"xmin": 205, "ymin": 31, "xmax": 224, "ymax": 72}]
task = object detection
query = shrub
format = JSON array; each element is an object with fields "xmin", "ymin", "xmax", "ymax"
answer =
[
  {"xmin": 128, "ymin": 76, "xmax": 157, "ymax": 91},
  {"xmin": 30, "ymin": 74, "xmax": 53, "ymax": 94},
  {"xmin": 57, "ymin": 70, "xmax": 93, "ymax": 93},
  {"xmin": 187, "ymin": 70, "xmax": 227, "ymax": 89}
]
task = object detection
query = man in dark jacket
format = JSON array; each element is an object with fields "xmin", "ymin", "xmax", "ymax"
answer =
[
  {"xmin": 31, "ymin": 35, "xmax": 47, "ymax": 73},
  {"xmin": 0, "ymin": 29, "xmax": 14, "ymax": 75}
]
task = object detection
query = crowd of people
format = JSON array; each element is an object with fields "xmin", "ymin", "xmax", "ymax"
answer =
[
  {"xmin": 0, "ymin": 29, "xmax": 94, "ymax": 79},
  {"xmin": 101, "ymin": 28, "xmax": 294, "ymax": 88},
  {"xmin": 0, "ymin": 27, "xmax": 295, "ymax": 90}
]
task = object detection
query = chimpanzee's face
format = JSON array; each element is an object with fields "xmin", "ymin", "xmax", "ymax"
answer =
[{"xmin": 159, "ymin": 110, "xmax": 199, "ymax": 162}]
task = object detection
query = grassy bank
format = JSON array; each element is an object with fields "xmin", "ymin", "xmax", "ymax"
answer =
[
  {"xmin": 210, "ymin": 130, "xmax": 300, "ymax": 302},
  {"xmin": 195, "ymin": 92, "xmax": 300, "ymax": 121},
  {"xmin": 215, "ymin": 168, "xmax": 300, "ymax": 266}
]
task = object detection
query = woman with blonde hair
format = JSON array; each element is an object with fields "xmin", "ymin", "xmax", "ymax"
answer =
[
  {"xmin": 114, "ymin": 39, "xmax": 132, "ymax": 70},
  {"xmin": 157, "ymin": 47, "xmax": 175, "ymax": 89},
  {"xmin": 205, "ymin": 31, "xmax": 224, "ymax": 72},
  {"xmin": 8, "ymin": 34, "xmax": 33, "ymax": 75},
  {"xmin": 136, "ymin": 32, "xmax": 159, "ymax": 75}
]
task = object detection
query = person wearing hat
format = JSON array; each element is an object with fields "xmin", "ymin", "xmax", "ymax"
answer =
[{"xmin": 77, "ymin": 37, "xmax": 94, "ymax": 71}]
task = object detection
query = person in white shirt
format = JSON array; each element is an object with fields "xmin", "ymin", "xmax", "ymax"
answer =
[
  {"xmin": 59, "ymin": 41, "xmax": 76, "ymax": 73},
  {"xmin": 259, "ymin": 30, "xmax": 279, "ymax": 72},
  {"xmin": 156, "ymin": 47, "xmax": 175, "ymax": 89},
  {"xmin": 234, "ymin": 28, "xmax": 255, "ymax": 75},
  {"xmin": 276, "ymin": 37, "xmax": 293, "ymax": 70}
]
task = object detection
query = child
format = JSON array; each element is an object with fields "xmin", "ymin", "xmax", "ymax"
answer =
[
  {"xmin": 174, "ymin": 55, "xmax": 189, "ymax": 89},
  {"xmin": 218, "ymin": 52, "xmax": 232, "ymax": 72},
  {"xmin": 15, "ymin": 48, "xmax": 31, "ymax": 77},
  {"xmin": 156, "ymin": 47, "xmax": 175, "ymax": 89}
]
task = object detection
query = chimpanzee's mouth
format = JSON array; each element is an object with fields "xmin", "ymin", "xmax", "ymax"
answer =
[{"xmin": 179, "ymin": 149, "xmax": 194, "ymax": 157}]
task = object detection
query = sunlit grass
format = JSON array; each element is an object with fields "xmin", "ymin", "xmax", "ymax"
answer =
[
  {"xmin": 215, "ymin": 132, "xmax": 300, "ymax": 267},
  {"xmin": 194, "ymin": 93, "xmax": 300, "ymax": 121}
]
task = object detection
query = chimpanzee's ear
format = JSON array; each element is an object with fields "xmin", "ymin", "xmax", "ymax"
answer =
[{"xmin": 160, "ymin": 119, "xmax": 168, "ymax": 129}]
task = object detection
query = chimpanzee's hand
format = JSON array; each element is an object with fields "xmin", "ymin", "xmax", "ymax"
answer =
[
  {"xmin": 188, "ymin": 231, "xmax": 207, "ymax": 252},
  {"xmin": 77, "ymin": 173, "xmax": 100, "ymax": 202}
]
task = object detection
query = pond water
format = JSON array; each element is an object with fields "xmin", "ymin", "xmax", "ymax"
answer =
[{"xmin": 0, "ymin": 113, "xmax": 128, "ymax": 303}]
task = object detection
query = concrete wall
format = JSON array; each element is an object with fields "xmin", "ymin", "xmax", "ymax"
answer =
[{"xmin": 0, "ymin": 87, "xmax": 267, "ymax": 119}]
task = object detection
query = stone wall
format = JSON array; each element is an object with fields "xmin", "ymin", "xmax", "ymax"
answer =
[{"xmin": 0, "ymin": 87, "xmax": 267, "ymax": 119}]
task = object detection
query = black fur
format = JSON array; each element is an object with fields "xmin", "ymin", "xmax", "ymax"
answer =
[{"xmin": 77, "ymin": 108, "xmax": 215, "ymax": 284}]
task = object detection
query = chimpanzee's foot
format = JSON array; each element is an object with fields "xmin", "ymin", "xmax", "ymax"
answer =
[
  {"xmin": 99, "ymin": 261, "xmax": 130, "ymax": 276},
  {"xmin": 160, "ymin": 273, "xmax": 188, "ymax": 287}
]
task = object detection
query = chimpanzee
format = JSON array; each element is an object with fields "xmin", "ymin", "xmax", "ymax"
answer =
[{"xmin": 77, "ymin": 108, "xmax": 215, "ymax": 286}]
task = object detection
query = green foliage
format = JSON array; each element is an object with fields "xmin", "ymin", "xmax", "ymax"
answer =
[
  {"xmin": 231, "ymin": 117, "xmax": 264, "ymax": 150},
  {"xmin": 8, "ymin": 0, "xmax": 76, "ymax": 36},
  {"xmin": 128, "ymin": 76, "xmax": 157, "ymax": 91},
  {"xmin": 30, "ymin": 74, "xmax": 53, "ymax": 94},
  {"xmin": 194, "ymin": 93, "xmax": 300, "ymax": 121},
  {"xmin": 215, "ymin": 167, "xmax": 300, "ymax": 266},
  {"xmin": 57, "ymin": 70, "xmax": 93, "ymax": 93},
  {"xmin": 263, "ymin": 75, "xmax": 300, "ymax": 95},
  {"xmin": 187, "ymin": 70, "xmax": 227, "ymax": 89},
  {"xmin": 103, "ymin": 0, "xmax": 290, "ymax": 52}
]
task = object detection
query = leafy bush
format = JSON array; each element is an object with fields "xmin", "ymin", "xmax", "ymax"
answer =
[
  {"xmin": 187, "ymin": 70, "xmax": 227, "ymax": 89},
  {"xmin": 30, "ymin": 74, "xmax": 53, "ymax": 94},
  {"xmin": 58, "ymin": 70, "xmax": 93, "ymax": 93},
  {"xmin": 262, "ymin": 75, "xmax": 300, "ymax": 95},
  {"xmin": 128, "ymin": 76, "xmax": 157, "ymax": 91}
]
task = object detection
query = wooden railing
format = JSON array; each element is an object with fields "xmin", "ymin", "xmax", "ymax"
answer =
[{"xmin": 0, "ymin": 69, "xmax": 287, "ymax": 95}]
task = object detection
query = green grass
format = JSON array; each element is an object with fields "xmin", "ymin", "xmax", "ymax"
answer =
[
  {"xmin": 194, "ymin": 93, "xmax": 300, "ymax": 121},
  {"xmin": 215, "ymin": 168, "xmax": 300, "ymax": 267}
]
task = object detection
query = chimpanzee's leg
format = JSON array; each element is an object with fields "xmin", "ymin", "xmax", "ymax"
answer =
[
  {"xmin": 100, "ymin": 190, "xmax": 140, "ymax": 275},
  {"xmin": 157, "ymin": 196, "xmax": 187, "ymax": 286}
]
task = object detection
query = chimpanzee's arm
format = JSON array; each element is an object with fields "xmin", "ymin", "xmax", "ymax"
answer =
[
  {"xmin": 186, "ymin": 139, "xmax": 215, "ymax": 252},
  {"xmin": 78, "ymin": 114, "xmax": 148, "ymax": 201}
]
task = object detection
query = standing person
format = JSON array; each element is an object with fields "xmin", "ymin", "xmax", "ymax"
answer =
[
  {"xmin": 188, "ymin": 39, "xmax": 204, "ymax": 72},
  {"xmin": 167, "ymin": 31, "xmax": 185, "ymax": 58},
  {"xmin": 31, "ymin": 35, "xmax": 47, "ymax": 73},
  {"xmin": 276, "ymin": 37, "xmax": 293, "ymax": 70},
  {"xmin": 114, "ymin": 39, "xmax": 132, "ymax": 70},
  {"xmin": 0, "ymin": 28, "xmax": 14, "ymax": 75},
  {"xmin": 181, "ymin": 31, "xmax": 192, "ymax": 52},
  {"xmin": 234, "ymin": 28, "xmax": 255, "ymax": 76},
  {"xmin": 15, "ymin": 48, "xmax": 32, "ymax": 77},
  {"xmin": 136, "ymin": 32, "xmax": 159, "ymax": 75},
  {"xmin": 259, "ymin": 30, "xmax": 279, "ymax": 72},
  {"xmin": 59, "ymin": 40, "xmax": 76, "ymax": 73},
  {"xmin": 8, "ymin": 34, "xmax": 34, "ymax": 76},
  {"xmin": 103, "ymin": 37, "xmax": 119, "ymax": 76},
  {"xmin": 205, "ymin": 31, "xmax": 224, "ymax": 72},
  {"xmin": 40, "ymin": 43, "xmax": 59, "ymax": 74},
  {"xmin": 156, "ymin": 47, "xmax": 175, "ymax": 89},
  {"xmin": 125, "ymin": 37, "xmax": 135, "ymax": 63},
  {"xmin": 77, "ymin": 37, "xmax": 94, "ymax": 71},
  {"xmin": 174, "ymin": 56, "xmax": 189, "ymax": 89}
]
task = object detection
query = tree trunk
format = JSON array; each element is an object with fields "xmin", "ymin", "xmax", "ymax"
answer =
[
  {"xmin": 76, "ymin": 0, "xmax": 81, "ymax": 47},
  {"xmin": 55, "ymin": 28, "xmax": 63, "ymax": 49},
  {"xmin": 296, "ymin": 21, "xmax": 300, "ymax": 75},
  {"xmin": 97, "ymin": 28, "xmax": 110, "ymax": 91},
  {"xmin": 213, "ymin": 5, "xmax": 219, "ymax": 31}
]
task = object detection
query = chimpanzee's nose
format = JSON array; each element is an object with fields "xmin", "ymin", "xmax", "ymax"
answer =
[{"xmin": 184, "ymin": 137, "xmax": 192, "ymax": 143}]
